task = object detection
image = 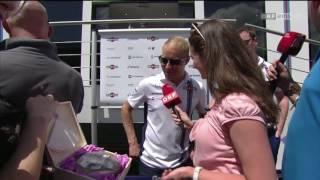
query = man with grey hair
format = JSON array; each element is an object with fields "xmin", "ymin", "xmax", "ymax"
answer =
[{"xmin": 121, "ymin": 36, "xmax": 206, "ymax": 176}]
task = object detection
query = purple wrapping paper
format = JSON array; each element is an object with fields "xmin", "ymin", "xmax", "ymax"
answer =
[{"xmin": 59, "ymin": 144, "xmax": 130, "ymax": 180}]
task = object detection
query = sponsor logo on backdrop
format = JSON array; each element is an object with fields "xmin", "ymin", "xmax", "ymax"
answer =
[
  {"xmin": 105, "ymin": 83, "xmax": 115, "ymax": 87},
  {"xmin": 107, "ymin": 37, "xmax": 119, "ymax": 42},
  {"xmin": 106, "ymin": 75, "xmax": 121, "ymax": 78},
  {"xmin": 148, "ymin": 47, "xmax": 155, "ymax": 50},
  {"xmin": 128, "ymin": 84, "xmax": 135, "ymax": 87},
  {"xmin": 128, "ymin": 55, "xmax": 143, "ymax": 60},
  {"xmin": 106, "ymin": 64, "xmax": 119, "ymax": 69},
  {"xmin": 106, "ymin": 47, "xmax": 115, "ymax": 50},
  {"xmin": 128, "ymin": 46, "xmax": 134, "ymax": 50},
  {"xmin": 147, "ymin": 64, "xmax": 160, "ymax": 69},
  {"xmin": 128, "ymin": 75, "xmax": 144, "ymax": 78},
  {"xmin": 147, "ymin": 36, "xmax": 159, "ymax": 41},
  {"xmin": 105, "ymin": 92, "xmax": 119, "ymax": 98},
  {"xmin": 127, "ymin": 65, "xmax": 140, "ymax": 69},
  {"xmin": 106, "ymin": 56, "xmax": 121, "ymax": 59},
  {"xmin": 150, "ymin": 55, "xmax": 159, "ymax": 59}
]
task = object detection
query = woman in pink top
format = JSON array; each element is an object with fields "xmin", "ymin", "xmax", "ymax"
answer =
[{"xmin": 162, "ymin": 19, "xmax": 278, "ymax": 180}]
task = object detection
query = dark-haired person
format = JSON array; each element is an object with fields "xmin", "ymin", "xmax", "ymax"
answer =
[
  {"xmin": 121, "ymin": 36, "xmax": 206, "ymax": 177},
  {"xmin": 162, "ymin": 20, "xmax": 277, "ymax": 180}
]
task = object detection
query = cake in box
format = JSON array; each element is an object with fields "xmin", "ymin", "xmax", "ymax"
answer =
[{"xmin": 46, "ymin": 102, "xmax": 131, "ymax": 180}]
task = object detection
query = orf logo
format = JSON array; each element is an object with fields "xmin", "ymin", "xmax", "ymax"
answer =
[
  {"xmin": 106, "ymin": 64, "xmax": 119, "ymax": 69},
  {"xmin": 106, "ymin": 92, "xmax": 118, "ymax": 98},
  {"xmin": 161, "ymin": 91, "xmax": 178, "ymax": 104}
]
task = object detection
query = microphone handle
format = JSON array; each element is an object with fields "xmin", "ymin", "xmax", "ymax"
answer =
[
  {"xmin": 279, "ymin": 53, "xmax": 288, "ymax": 64},
  {"xmin": 172, "ymin": 106, "xmax": 182, "ymax": 122},
  {"xmin": 269, "ymin": 53, "xmax": 288, "ymax": 93}
]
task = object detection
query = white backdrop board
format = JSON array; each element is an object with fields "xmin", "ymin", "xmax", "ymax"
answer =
[{"xmin": 99, "ymin": 28, "xmax": 204, "ymax": 105}]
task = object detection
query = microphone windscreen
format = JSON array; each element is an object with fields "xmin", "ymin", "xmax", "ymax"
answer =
[
  {"xmin": 161, "ymin": 84, "xmax": 181, "ymax": 108},
  {"xmin": 277, "ymin": 31, "xmax": 305, "ymax": 56}
]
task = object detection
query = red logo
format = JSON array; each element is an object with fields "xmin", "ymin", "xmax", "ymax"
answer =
[
  {"xmin": 106, "ymin": 92, "xmax": 118, "ymax": 98},
  {"xmin": 107, "ymin": 37, "xmax": 119, "ymax": 42},
  {"xmin": 147, "ymin": 36, "xmax": 159, "ymax": 41},
  {"xmin": 147, "ymin": 64, "xmax": 159, "ymax": 69},
  {"xmin": 106, "ymin": 64, "xmax": 119, "ymax": 69}
]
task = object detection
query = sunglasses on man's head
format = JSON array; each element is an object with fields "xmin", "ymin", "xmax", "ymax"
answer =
[{"xmin": 158, "ymin": 56, "xmax": 187, "ymax": 66}]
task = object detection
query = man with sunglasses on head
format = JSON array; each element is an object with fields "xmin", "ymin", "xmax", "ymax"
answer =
[
  {"xmin": 121, "ymin": 36, "xmax": 206, "ymax": 177},
  {"xmin": 238, "ymin": 26, "xmax": 289, "ymax": 163}
]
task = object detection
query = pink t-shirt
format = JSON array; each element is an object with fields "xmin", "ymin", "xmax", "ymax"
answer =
[{"xmin": 190, "ymin": 93, "xmax": 265, "ymax": 174}]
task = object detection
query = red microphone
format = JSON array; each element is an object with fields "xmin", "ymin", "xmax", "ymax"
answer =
[
  {"xmin": 161, "ymin": 84, "xmax": 182, "ymax": 120},
  {"xmin": 162, "ymin": 84, "xmax": 181, "ymax": 108},
  {"xmin": 277, "ymin": 31, "xmax": 305, "ymax": 63},
  {"xmin": 269, "ymin": 31, "xmax": 305, "ymax": 93}
]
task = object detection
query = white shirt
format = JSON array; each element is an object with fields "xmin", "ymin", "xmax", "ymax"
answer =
[
  {"xmin": 258, "ymin": 56, "xmax": 271, "ymax": 81},
  {"xmin": 127, "ymin": 72, "xmax": 206, "ymax": 168}
]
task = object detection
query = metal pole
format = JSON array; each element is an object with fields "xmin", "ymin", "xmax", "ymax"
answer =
[
  {"xmin": 49, "ymin": 18, "xmax": 236, "ymax": 26},
  {"xmin": 245, "ymin": 23, "xmax": 320, "ymax": 46},
  {"xmin": 90, "ymin": 31, "xmax": 98, "ymax": 145}
]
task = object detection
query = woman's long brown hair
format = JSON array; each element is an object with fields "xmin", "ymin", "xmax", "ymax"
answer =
[{"xmin": 189, "ymin": 19, "xmax": 278, "ymax": 123}]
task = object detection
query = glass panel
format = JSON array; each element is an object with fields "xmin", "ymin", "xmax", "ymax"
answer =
[{"xmin": 93, "ymin": 1, "xmax": 194, "ymax": 29}]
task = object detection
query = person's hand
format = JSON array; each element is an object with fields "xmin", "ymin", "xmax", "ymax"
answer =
[
  {"xmin": 128, "ymin": 142, "xmax": 140, "ymax": 158},
  {"xmin": 161, "ymin": 166, "xmax": 194, "ymax": 180},
  {"xmin": 171, "ymin": 106, "xmax": 192, "ymax": 128},
  {"xmin": 268, "ymin": 61, "xmax": 293, "ymax": 92},
  {"xmin": 26, "ymin": 94, "xmax": 58, "ymax": 141}
]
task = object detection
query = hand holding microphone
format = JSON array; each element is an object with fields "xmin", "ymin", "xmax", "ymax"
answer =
[
  {"xmin": 161, "ymin": 84, "xmax": 193, "ymax": 129},
  {"xmin": 162, "ymin": 84, "xmax": 182, "ymax": 120},
  {"xmin": 268, "ymin": 31, "xmax": 305, "ymax": 93}
]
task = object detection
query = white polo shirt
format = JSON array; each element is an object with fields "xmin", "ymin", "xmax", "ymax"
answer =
[{"xmin": 127, "ymin": 72, "xmax": 206, "ymax": 169}]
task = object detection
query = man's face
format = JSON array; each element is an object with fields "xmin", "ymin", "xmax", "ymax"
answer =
[
  {"xmin": 0, "ymin": 1, "xmax": 22, "ymax": 20},
  {"xmin": 160, "ymin": 44, "xmax": 189, "ymax": 83},
  {"xmin": 239, "ymin": 31, "xmax": 257, "ymax": 55}
]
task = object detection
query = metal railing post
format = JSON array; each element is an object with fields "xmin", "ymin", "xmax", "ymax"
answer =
[{"xmin": 90, "ymin": 30, "xmax": 98, "ymax": 145}]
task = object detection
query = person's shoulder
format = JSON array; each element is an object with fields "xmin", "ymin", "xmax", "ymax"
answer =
[{"xmin": 221, "ymin": 93, "xmax": 263, "ymax": 121}]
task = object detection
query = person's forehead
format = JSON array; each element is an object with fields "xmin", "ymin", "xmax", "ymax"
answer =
[{"xmin": 163, "ymin": 45, "xmax": 188, "ymax": 58}]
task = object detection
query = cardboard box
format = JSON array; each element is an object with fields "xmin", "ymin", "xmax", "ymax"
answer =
[{"xmin": 46, "ymin": 102, "xmax": 131, "ymax": 180}]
